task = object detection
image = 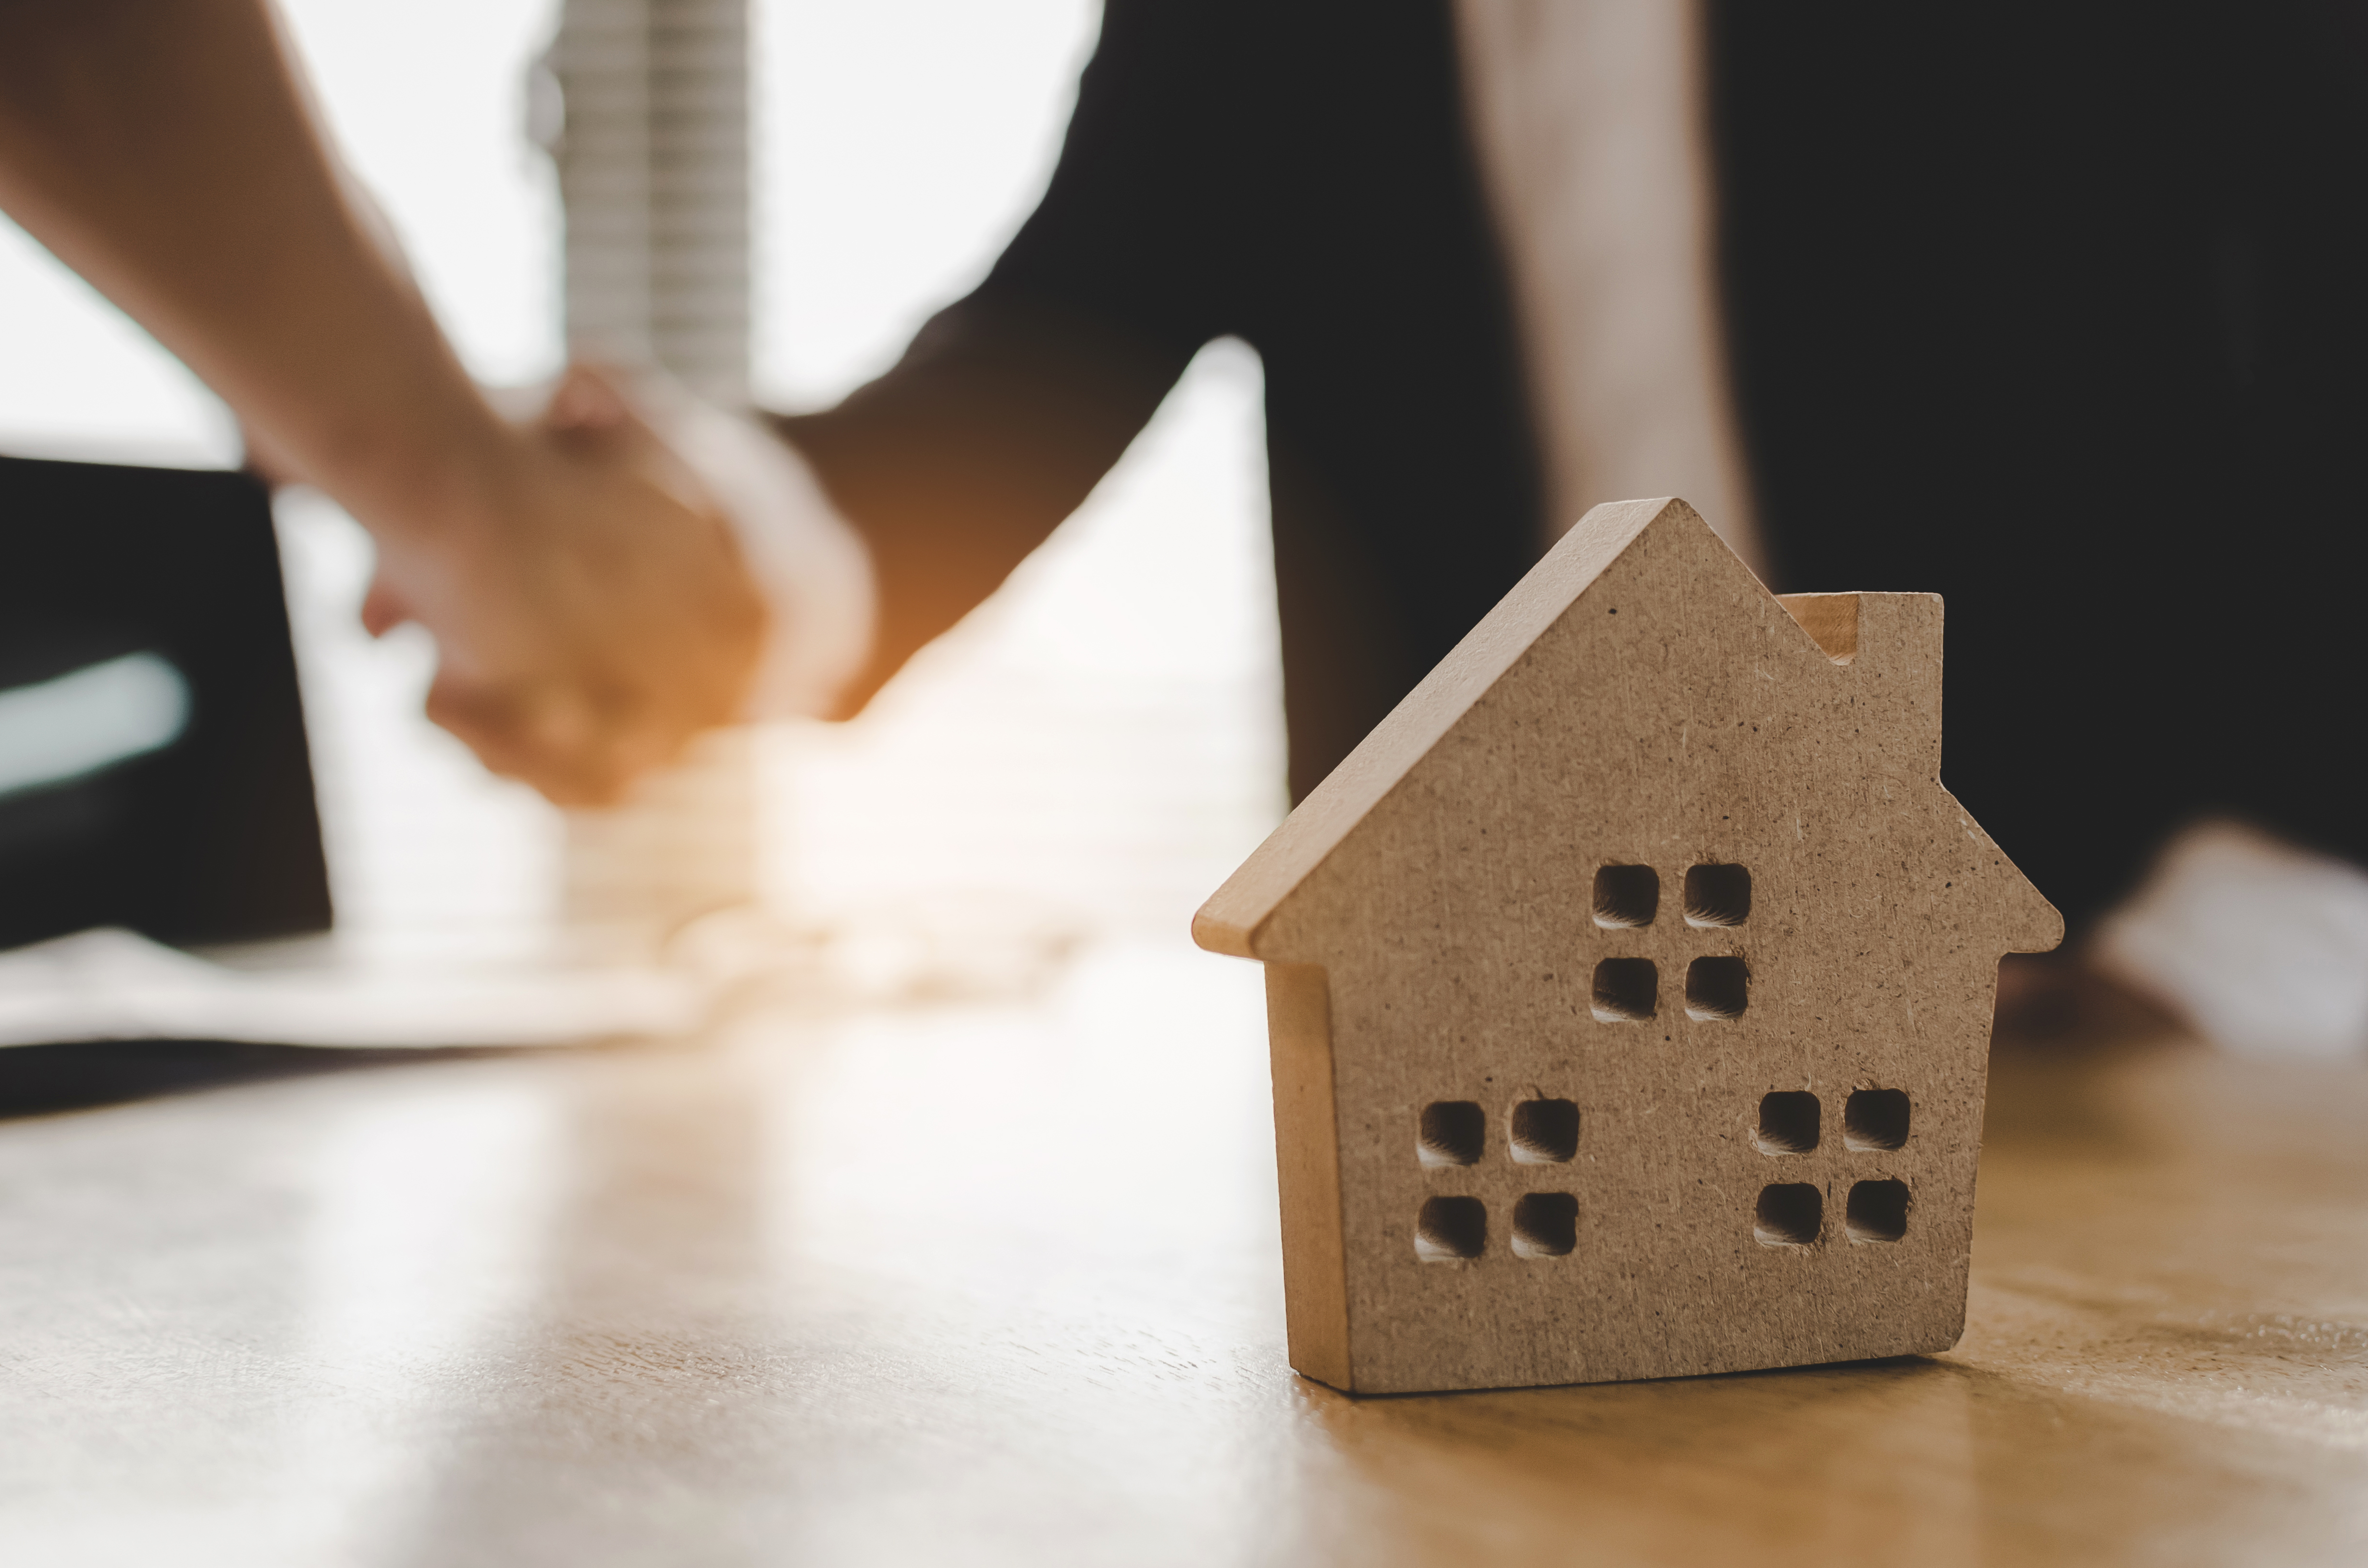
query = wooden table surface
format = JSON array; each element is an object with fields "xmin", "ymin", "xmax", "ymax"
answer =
[{"xmin": 4, "ymin": 940, "xmax": 2366, "ymax": 1567}]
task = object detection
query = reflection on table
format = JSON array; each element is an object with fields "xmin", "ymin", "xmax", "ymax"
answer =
[{"xmin": 2, "ymin": 940, "xmax": 2365, "ymax": 1566}]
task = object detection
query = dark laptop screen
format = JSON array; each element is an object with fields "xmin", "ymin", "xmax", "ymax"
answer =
[{"xmin": 0, "ymin": 454, "xmax": 332, "ymax": 949}]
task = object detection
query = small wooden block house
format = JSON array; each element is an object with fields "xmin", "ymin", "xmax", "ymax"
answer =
[{"xmin": 1194, "ymin": 497, "xmax": 2061, "ymax": 1395}]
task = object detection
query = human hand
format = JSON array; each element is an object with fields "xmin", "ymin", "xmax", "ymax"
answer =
[{"xmin": 360, "ymin": 364, "xmax": 766, "ymax": 806}]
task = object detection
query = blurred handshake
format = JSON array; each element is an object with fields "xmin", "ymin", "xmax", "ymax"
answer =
[{"xmin": 329, "ymin": 364, "xmax": 871, "ymax": 808}]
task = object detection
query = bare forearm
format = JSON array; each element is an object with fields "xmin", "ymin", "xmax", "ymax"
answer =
[{"xmin": 0, "ymin": 0, "xmax": 511, "ymax": 542}]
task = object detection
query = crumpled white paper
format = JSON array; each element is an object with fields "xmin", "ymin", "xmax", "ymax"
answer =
[{"xmin": 2092, "ymin": 820, "xmax": 2368, "ymax": 1060}]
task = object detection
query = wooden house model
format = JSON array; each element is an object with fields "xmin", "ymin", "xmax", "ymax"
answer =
[{"xmin": 1194, "ymin": 497, "xmax": 2061, "ymax": 1394}]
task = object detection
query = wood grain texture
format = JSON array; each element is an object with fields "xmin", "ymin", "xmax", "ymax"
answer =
[
  {"xmin": 1198, "ymin": 499, "xmax": 2062, "ymax": 1392},
  {"xmin": 1267, "ymin": 961, "xmax": 1352, "ymax": 1386},
  {"xmin": 6, "ymin": 966, "xmax": 2368, "ymax": 1567},
  {"xmin": 1775, "ymin": 590, "xmax": 1859, "ymax": 663}
]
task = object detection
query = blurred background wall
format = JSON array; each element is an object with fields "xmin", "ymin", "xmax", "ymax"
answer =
[{"xmin": 0, "ymin": 0, "xmax": 1286, "ymax": 969}]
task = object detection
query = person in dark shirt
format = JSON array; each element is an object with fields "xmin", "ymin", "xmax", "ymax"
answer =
[{"xmin": 761, "ymin": 0, "xmax": 2368, "ymax": 947}]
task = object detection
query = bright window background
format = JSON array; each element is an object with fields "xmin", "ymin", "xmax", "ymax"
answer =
[{"xmin": 0, "ymin": 0, "xmax": 1285, "ymax": 958}]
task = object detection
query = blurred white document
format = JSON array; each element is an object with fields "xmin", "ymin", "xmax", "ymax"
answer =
[
  {"xmin": 2094, "ymin": 820, "xmax": 2368, "ymax": 1060},
  {"xmin": 0, "ymin": 927, "xmax": 703, "ymax": 1050}
]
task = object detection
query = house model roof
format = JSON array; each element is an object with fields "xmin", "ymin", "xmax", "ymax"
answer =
[{"xmin": 1194, "ymin": 496, "xmax": 2058, "ymax": 961}]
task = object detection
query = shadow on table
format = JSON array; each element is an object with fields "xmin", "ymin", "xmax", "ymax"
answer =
[{"xmin": 0, "ymin": 1039, "xmax": 489, "ymax": 1120}]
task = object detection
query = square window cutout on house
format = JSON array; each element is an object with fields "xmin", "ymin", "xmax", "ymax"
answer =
[
  {"xmin": 1754, "ymin": 1183, "xmax": 1823, "ymax": 1246},
  {"xmin": 1509, "ymin": 1098, "xmax": 1579, "ymax": 1163},
  {"xmin": 1418, "ymin": 1101, "xmax": 1485, "ymax": 1166},
  {"xmin": 1511, "ymin": 1193, "xmax": 1578, "ymax": 1258},
  {"xmin": 1416, "ymin": 1196, "xmax": 1487, "ymax": 1261},
  {"xmin": 1591, "ymin": 957, "xmax": 1657, "ymax": 1021},
  {"xmin": 1684, "ymin": 864, "xmax": 1751, "ymax": 927},
  {"xmin": 1844, "ymin": 1089, "xmax": 1911, "ymax": 1151},
  {"xmin": 1755, "ymin": 1091, "xmax": 1819, "ymax": 1154},
  {"xmin": 1592, "ymin": 864, "xmax": 1659, "ymax": 928},
  {"xmin": 1846, "ymin": 1179, "xmax": 1911, "ymax": 1243},
  {"xmin": 1685, "ymin": 956, "xmax": 1749, "ymax": 1020}
]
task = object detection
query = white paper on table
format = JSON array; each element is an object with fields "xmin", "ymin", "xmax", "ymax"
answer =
[
  {"xmin": 0, "ymin": 926, "xmax": 706, "ymax": 1050},
  {"xmin": 2093, "ymin": 820, "xmax": 2368, "ymax": 1061}
]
